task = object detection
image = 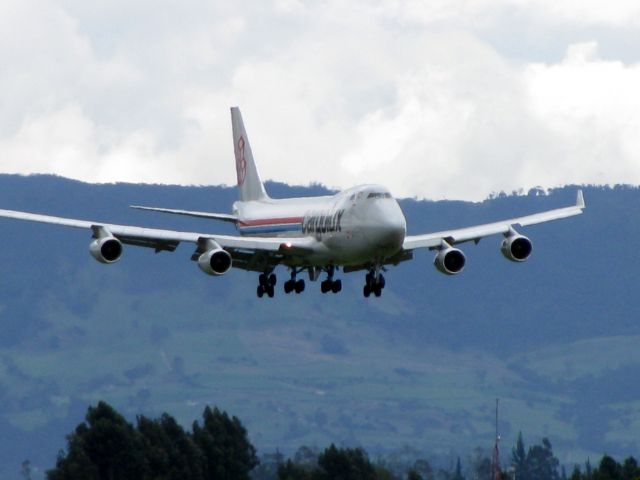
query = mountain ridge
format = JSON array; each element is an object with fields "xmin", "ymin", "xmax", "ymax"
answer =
[{"xmin": 0, "ymin": 175, "xmax": 638, "ymax": 476}]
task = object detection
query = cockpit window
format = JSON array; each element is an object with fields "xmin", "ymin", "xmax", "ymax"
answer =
[{"xmin": 367, "ymin": 192, "xmax": 392, "ymax": 199}]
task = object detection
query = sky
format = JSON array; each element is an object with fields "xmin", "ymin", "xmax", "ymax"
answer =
[{"xmin": 1, "ymin": 0, "xmax": 639, "ymax": 201}]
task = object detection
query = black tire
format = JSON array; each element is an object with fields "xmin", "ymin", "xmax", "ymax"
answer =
[
  {"xmin": 365, "ymin": 272, "xmax": 372, "ymax": 286},
  {"xmin": 321, "ymin": 280, "xmax": 330, "ymax": 293},
  {"xmin": 363, "ymin": 285, "xmax": 371, "ymax": 297},
  {"xmin": 332, "ymin": 279, "xmax": 342, "ymax": 293},
  {"xmin": 374, "ymin": 285, "xmax": 382, "ymax": 297},
  {"xmin": 378, "ymin": 274, "xmax": 385, "ymax": 289},
  {"xmin": 257, "ymin": 285, "xmax": 264, "ymax": 298},
  {"xmin": 267, "ymin": 285, "xmax": 275, "ymax": 298},
  {"xmin": 269, "ymin": 273, "xmax": 277, "ymax": 286},
  {"xmin": 259, "ymin": 273, "xmax": 267, "ymax": 286},
  {"xmin": 295, "ymin": 279, "xmax": 305, "ymax": 293},
  {"xmin": 284, "ymin": 280, "xmax": 292, "ymax": 294}
]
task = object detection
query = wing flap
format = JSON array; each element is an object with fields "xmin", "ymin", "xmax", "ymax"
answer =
[{"xmin": 130, "ymin": 205, "xmax": 238, "ymax": 223}]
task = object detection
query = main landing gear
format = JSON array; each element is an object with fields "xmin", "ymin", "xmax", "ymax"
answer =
[
  {"xmin": 320, "ymin": 266, "xmax": 342, "ymax": 294},
  {"xmin": 363, "ymin": 269, "xmax": 385, "ymax": 298},
  {"xmin": 284, "ymin": 269, "xmax": 305, "ymax": 295},
  {"xmin": 256, "ymin": 272, "xmax": 276, "ymax": 298}
]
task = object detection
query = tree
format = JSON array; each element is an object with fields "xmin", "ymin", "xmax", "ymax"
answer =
[
  {"xmin": 48, "ymin": 401, "xmax": 147, "ymax": 480},
  {"xmin": 317, "ymin": 444, "xmax": 377, "ymax": 480},
  {"xmin": 48, "ymin": 402, "xmax": 259, "ymax": 480},
  {"xmin": 412, "ymin": 459, "xmax": 434, "ymax": 480},
  {"xmin": 407, "ymin": 470, "xmax": 423, "ymax": 480},
  {"xmin": 621, "ymin": 457, "xmax": 640, "ymax": 480},
  {"xmin": 471, "ymin": 448, "xmax": 492, "ymax": 480},
  {"xmin": 526, "ymin": 438, "xmax": 559, "ymax": 480},
  {"xmin": 137, "ymin": 413, "xmax": 204, "ymax": 480},
  {"xmin": 192, "ymin": 406, "xmax": 259, "ymax": 480},
  {"xmin": 21, "ymin": 460, "xmax": 32, "ymax": 480},
  {"xmin": 254, "ymin": 450, "xmax": 286, "ymax": 480},
  {"xmin": 595, "ymin": 455, "xmax": 621, "ymax": 480},
  {"xmin": 511, "ymin": 432, "xmax": 528, "ymax": 480},
  {"xmin": 452, "ymin": 457, "xmax": 465, "ymax": 480},
  {"xmin": 278, "ymin": 459, "xmax": 315, "ymax": 480}
]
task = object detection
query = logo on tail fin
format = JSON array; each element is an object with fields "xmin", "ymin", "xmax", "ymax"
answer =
[{"xmin": 236, "ymin": 136, "xmax": 247, "ymax": 186}]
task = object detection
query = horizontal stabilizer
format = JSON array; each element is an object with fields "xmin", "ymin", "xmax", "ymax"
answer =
[{"xmin": 130, "ymin": 206, "xmax": 238, "ymax": 223}]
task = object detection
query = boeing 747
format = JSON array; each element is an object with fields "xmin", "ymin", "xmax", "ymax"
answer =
[{"xmin": 0, "ymin": 107, "xmax": 585, "ymax": 298}]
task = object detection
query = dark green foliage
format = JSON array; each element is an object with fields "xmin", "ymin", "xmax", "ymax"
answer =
[
  {"xmin": 278, "ymin": 459, "xmax": 316, "ymax": 480},
  {"xmin": 452, "ymin": 457, "xmax": 465, "ymax": 480},
  {"xmin": 512, "ymin": 432, "xmax": 528, "ymax": 480},
  {"xmin": 192, "ymin": 406, "xmax": 259, "ymax": 480},
  {"xmin": 48, "ymin": 401, "xmax": 146, "ymax": 480},
  {"xmin": 470, "ymin": 448, "xmax": 491, "ymax": 480},
  {"xmin": 411, "ymin": 459, "xmax": 434, "ymax": 480},
  {"xmin": 253, "ymin": 451, "xmax": 286, "ymax": 480},
  {"xmin": 137, "ymin": 413, "xmax": 204, "ymax": 479},
  {"xmin": 407, "ymin": 470, "xmax": 422, "ymax": 480},
  {"xmin": 621, "ymin": 457, "xmax": 639, "ymax": 480},
  {"xmin": 275, "ymin": 444, "xmax": 393, "ymax": 480},
  {"xmin": 526, "ymin": 438, "xmax": 560, "ymax": 480},
  {"xmin": 595, "ymin": 455, "xmax": 622, "ymax": 480},
  {"xmin": 570, "ymin": 465, "xmax": 583, "ymax": 480},
  {"xmin": 317, "ymin": 444, "xmax": 377, "ymax": 480},
  {"xmin": 544, "ymin": 455, "xmax": 640, "ymax": 480},
  {"xmin": 509, "ymin": 434, "xmax": 560, "ymax": 480},
  {"xmin": 47, "ymin": 401, "xmax": 257, "ymax": 480}
]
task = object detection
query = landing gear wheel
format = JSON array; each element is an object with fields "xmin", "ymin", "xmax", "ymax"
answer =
[
  {"xmin": 295, "ymin": 279, "xmax": 305, "ymax": 293},
  {"xmin": 267, "ymin": 285, "xmax": 275, "ymax": 298},
  {"xmin": 257, "ymin": 285, "xmax": 264, "ymax": 298},
  {"xmin": 331, "ymin": 279, "xmax": 342, "ymax": 293},
  {"xmin": 269, "ymin": 273, "xmax": 277, "ymax": 286},
  {"xmin": 259, "ymin": 273, "xmax": 267, "ymax": 286},
  {"xmin": 378, "ymin": 274, "xmax": 385, "ymax": 289},
  {"xmin": 321, "ymin": 280, "xmax": 330, "ymax": 294},
  {"xmin": 374, "ymin": 285, "xmax": 382, "ymax": 297},
  {"xmin": 363, "ymin": 285, "xmax": 371, "ymax": 298},
  {"xmin": 284, "ymin": 280, "xmax": 293, "ymax": 294}
]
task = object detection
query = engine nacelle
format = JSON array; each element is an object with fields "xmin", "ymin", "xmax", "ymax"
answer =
[
  {"xmin": 434, "ymin": 247, "xmax": 466, "ymax": 275},
  {"xmin": 501, "ymin": 234, "xmax": 532, "ymax": 262},
  {"xmin": 198, "ymin": 248, "xmax": 232, "ymax": 276},
  {"xmin": 89, "ymin": 237, "xmax": 123, "ymax": 264}
]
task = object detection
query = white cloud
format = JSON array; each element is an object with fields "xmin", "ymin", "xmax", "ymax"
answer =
[
  {"xmin": 0, "ymin": 0, "xmax": 640, "ymax": 200},
  {"xmin": 524, "ymin": 41, "xmax": 640, "ymax": 187}
]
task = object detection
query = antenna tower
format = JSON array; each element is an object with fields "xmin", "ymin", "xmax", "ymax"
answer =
[{"xmin": 491, "ymin": 398, "xmax": 501, "ymax": 480}]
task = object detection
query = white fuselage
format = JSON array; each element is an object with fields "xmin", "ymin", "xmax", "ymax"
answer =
[{"xmin": 232, "ymin": 185, "xmax": 407, "ymax": 267}]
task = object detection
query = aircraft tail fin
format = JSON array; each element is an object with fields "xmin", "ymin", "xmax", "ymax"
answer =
[{"xmin": 231, "ymin": 107, "xmax": 269, "ymax": 202}]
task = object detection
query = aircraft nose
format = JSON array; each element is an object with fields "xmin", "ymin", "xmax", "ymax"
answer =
[{"xmin": 368, "ymin": 200, "xmax": 406, "ymax": 251}]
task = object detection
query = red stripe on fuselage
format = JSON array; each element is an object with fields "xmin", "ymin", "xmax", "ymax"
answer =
[{"xmin": 238, "ymin": 216, "xmax": 304, "ymax": 227}]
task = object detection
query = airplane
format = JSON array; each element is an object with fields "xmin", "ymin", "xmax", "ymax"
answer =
[{"xmin": 0, "ymin": 107, "xmax": 585, "ymax": 298}]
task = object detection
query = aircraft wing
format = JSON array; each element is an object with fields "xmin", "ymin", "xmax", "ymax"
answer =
[
  {"xmin": 0, "ymin": 208, "xmax": 318, "ymax": 271},
  {"xmin": 402, "ymin": 190, "xmax": 585, "ymax": 250}
]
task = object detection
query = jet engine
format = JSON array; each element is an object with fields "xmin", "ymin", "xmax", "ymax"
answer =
[
  {"xmin": 198, "ymin": 248, "xmax": 232, "ymax": 276},
  {"xmin": 434, "ymin": 247, "xmax": 466, "ymax": 275},
  {"xmin": 501, "ymin": 234, "xmax": 532, "ymax": 262},
  {"xmin": 89, "ymin": 236, "xmax": 123, "ymax": 264}
]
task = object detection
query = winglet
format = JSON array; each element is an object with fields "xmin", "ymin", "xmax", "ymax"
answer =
[{"xmin": 576, "ymin": 189, "xmax": 585, "ymax": 209}]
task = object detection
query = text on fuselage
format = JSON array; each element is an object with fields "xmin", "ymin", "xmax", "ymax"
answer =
[{"xmin": 302, "ymin": 209, "xmax": 345, "ymax": 234}]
